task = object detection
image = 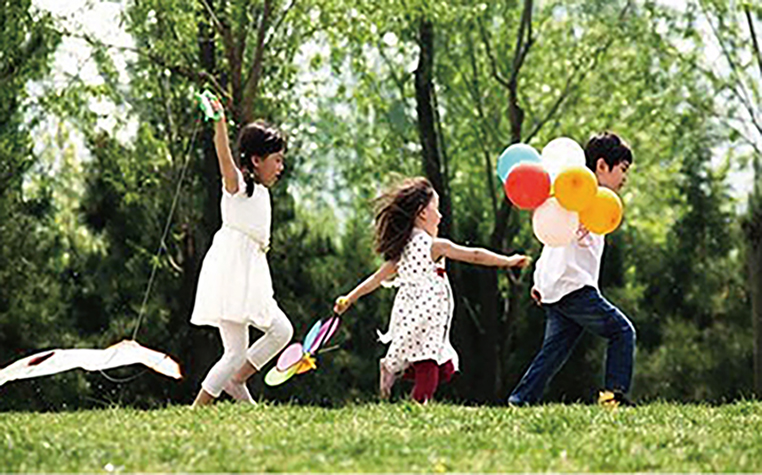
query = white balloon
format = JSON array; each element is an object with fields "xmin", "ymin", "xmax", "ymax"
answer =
[
  {"xmin": 532, "ymin": 197, "xmax": 579, "ymax": 247},
  {"xmin": 541, "ymin": 137, "xmax": 586, "ymax": 180}
]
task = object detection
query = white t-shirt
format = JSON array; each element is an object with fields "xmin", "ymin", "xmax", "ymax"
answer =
[{"xmin": 533, "ymin": 227, "xmax": 605, "ymax": 304}]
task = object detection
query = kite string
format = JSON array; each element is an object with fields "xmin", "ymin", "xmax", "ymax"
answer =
[
  {"xmin": 99, "ymin": 367, "xmax": 147, "ymax": 383},
  {"xmin": 97, "ymin": 118, "xmax": 201, "ymax": 384},
  {"xmin": 131, "ymin": 119, "xmax": 201, "ymax": 340}
]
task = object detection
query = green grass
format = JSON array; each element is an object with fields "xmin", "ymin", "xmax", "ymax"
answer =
[{"xmin": 2, "ymin": 401, "xmax": 762, "ymax": 472}]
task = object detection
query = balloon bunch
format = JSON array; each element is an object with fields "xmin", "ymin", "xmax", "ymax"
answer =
[{"xmin": 496, "ymin": 138, "xmax": 624, "ymax": 247}]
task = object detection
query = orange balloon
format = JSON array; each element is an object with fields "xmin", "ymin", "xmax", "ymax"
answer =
[
  {"xmin": 554, "ymin": 167, "xmax": 597, "ymax": 212},
  {"xmin": 504, "ymin": 163, "xmax": 551, "ymax": 210},
  {"xmin": 579, "ymin": 187, "xmax": 623, "ymax": 235}
]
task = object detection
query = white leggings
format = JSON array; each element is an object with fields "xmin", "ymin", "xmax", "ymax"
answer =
[{"xmin": 201, "ymin": 306, "xmax": 294, "ymax": 398}]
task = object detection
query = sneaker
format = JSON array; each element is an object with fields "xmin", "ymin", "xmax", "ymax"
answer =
[
  {"xmin": 223, "ymin": 380, "xmax": 256, "ymax": 405},
  {"xmin": 379, "ymin": 362, "xmax": 396, "ymax": 399},
  {"xmin": 598, "ymin": 389, "xmax": 636, "ymax": 408},
  {"xmin": 506, "ymin": 396, "xmax": 529, "ymax": 407}
]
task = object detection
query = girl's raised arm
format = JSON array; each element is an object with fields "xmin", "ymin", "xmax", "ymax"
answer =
[
  {"xmin": 334, "ymin": 260, "xmax": 398, "ymax": 314},
  {"xmin": 431, "ymin": 238, "xmax": 531, "ymax": 269},
  {"xmin": 211, "ymin": 100, "xmax": 240, "ymax": 194}
]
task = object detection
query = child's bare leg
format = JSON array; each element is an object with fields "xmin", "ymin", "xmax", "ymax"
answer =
[
  {"xmin": 192, "ymin": 388, "xmax": 215, "ymax": 407},
  {"xmin": 379, "ymin": 361, "xmax": 396, "ymax": 399}
]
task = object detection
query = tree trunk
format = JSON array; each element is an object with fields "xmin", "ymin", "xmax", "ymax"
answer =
[
  {"xmin": 414, "ymin": 18, "xmax": 452, "ymax": 239},
  {"xmin": 752, "ymin": 237, "xmax": 762, "ymax": 397},
  {"xmin": 747, "ymin": 202, "xmax": 762, "ymax": 397},
  {"xmin": 471, "ymin": 0, "xmax": 532, "ymax": 402},
  {"xmin": 179, "ymin": 4, "xmax": 222, "ymax": 402}
]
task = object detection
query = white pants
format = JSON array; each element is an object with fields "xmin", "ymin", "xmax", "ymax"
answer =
[{"xmin": 201, "ymin": 306, "xmax": 293, "ymax": 397}]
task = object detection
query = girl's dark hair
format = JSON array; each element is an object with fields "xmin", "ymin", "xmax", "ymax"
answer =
[
  {"xmin": 374, "ymin": 177, "xmax": 435, "ymax": 261},
  {"xmin": 584, "ymin": 131, "xmax": 633, "ymax": 172},
  {"xmin": 236, "ymin": 121, "xmax": 287, "ymax": 196}
]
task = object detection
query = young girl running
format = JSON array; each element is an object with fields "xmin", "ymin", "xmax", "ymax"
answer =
[
  {"xmin": 334, "ymin": 177, "xmax": 530, "ymax": 403},
  {"xmin": 190, "ymin": 99, "xmax": 293, "ymax": 407}
]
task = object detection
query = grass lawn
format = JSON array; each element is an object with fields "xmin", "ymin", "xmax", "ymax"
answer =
[{"xmin": 2, "ymin": 401, "xmax": 761, "ymax": 472}]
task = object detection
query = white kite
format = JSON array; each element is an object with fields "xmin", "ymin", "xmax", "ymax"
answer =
[{"xmin": 0, "ymin": 340, "xmax": 182, "ymax": 387}]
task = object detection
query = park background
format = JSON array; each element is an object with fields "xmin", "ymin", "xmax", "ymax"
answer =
[{"xmin": 1, "ymin": 0, "xmax": 761, "ymax": 411}]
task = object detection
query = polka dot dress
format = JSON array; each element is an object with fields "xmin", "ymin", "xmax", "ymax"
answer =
[{"xmin": 378, "ymin": 229, "xmax": 459, "ymax": 375}]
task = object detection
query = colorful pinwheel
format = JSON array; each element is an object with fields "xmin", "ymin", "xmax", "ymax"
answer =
[{"xmin": 264, "ymin": 314, "xmax": 341, "ymax": 386}]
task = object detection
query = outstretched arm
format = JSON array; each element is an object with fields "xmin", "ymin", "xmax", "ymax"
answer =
[
  {"xmin": 431, "ymin": 238, "xmax": 531, "ymax": 269},
  {"xmin": 210, "ymin": 100, "xmax": 240, "ymax": 194},
  {"xmin": 334, "ymin": 260, "xmax": 398, "ymax": 314}
]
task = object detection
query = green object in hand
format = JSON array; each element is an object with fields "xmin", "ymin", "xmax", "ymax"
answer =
[{"xmin": 196, "ymin": 90, "xmax": 222, "ymax": 122}]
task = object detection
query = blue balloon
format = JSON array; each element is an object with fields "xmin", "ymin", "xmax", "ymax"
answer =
[{"xmin": 496, "ymin": 144, "xmax": 541, "ymax": 182}]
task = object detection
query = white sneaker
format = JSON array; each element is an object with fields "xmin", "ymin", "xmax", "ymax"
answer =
[{"xmin": 223, "ymin": 380, "xmax": 256, "ymax": 405}]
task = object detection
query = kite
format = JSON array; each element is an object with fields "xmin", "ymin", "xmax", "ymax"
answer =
[
  {"xmin": 0, "ymin": 90, "xmax": 232, "ymax": 393},
  {"xmin": 0, "ymin": 340, "xmax": 181, "ymax": 388}
]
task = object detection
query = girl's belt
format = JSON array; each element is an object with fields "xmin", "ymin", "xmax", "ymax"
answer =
[{"xmin": 222, "ymin": 224, "xmax": 270, "ymax": 253}]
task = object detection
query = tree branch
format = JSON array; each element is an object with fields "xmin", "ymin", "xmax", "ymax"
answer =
[
  {"xmin": 508, "ymin": 0, "xmax": 534, "ymax": 87},
  {"xmin": 197, "ymin": 0, "xmax": 226, "ymax": 38},
  {"xmin": 698, "ymin": 0, "xmax": 758, "ymax": 129},
  {"xmin": 524, "ymin": 0, "xmax": 631, "ymax": 143},
  {"xmin": 465, "ymin": 29, "xmax": 499, "ymax": 220},
  {"xmin": 377, "ymin": 41, "xmax": 407, "ymax": 99},
  {"xmin": 54, "ymin": 28, "xmax": 228, "ymax": 99},
  {"xmin": 478, "ymin": 17, "xmax": 511, "ymax": 89},
  {"xmin": 242, "ymin": 0, "xmax": 272, "ymax": 122},
  {"xmin": 746, "ymin": 6, "xmax": 762, "ymax": 79},
  {"xmin": 266, "ymin": 0, "xmax": 298, "ymax": 46},
  {"xmin": 524, "ymin": 38, "xmax": 610, "ymax": 143}
]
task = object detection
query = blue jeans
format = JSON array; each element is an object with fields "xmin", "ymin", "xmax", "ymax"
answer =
[{"xmin": 508, "ymin": 286, "xmax": 636, "ymax": 404}]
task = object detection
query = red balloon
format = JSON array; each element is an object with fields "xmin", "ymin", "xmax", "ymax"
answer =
[{"xmin": 504, "ymin": 163, "xmax": 551, "ymax": 210}]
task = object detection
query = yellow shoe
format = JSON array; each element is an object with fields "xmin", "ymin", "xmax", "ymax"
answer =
[{"xmin": 598, "ymin": 389, "xmax": 636, "ymax": 408}]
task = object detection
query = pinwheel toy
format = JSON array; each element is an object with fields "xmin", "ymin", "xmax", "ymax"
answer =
[{"xmin": 264, "ymin": 314, "xmax": 341, "ymax": 386}]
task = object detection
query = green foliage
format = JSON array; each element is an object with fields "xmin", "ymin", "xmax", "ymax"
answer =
[{"xmin": 0, "ymin": 0, "xmax": 75, "ymax": 410}]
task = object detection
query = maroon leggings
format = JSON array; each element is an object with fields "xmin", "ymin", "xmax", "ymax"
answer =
[{"xmin": 402, "ymin": 360, "xmax": 455, "ymax": 403}]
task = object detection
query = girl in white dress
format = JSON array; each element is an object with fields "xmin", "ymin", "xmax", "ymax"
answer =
[
  {"xmin": 191, "ymin": 99, "xmax": 293, "ymax": 407},
  {"xmin": 334, "ymin": 177, "xmax": 531, "ymax": 403}
]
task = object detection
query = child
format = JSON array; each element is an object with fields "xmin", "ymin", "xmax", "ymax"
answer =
[
  {"xmin": 190, "ymin": 99, "xmax": 294, "ymax": 407},
  {"xmin": 334, "ymin": 177, "xmax": 530, "ymax": 403},
  {"xmin": 508, "ymin": 131, "xmax": 635, "ymax": 406}
]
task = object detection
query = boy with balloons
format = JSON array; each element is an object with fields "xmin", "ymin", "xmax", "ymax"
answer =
[{"xmin": 499, "ymin": 132, "xmax": 635, "ymax": 407}]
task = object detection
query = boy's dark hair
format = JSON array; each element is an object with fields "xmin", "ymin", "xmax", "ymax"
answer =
[
  {"xmin": 584, "ymin": 132, "xmax": 633, "ymax": 172},
  {"xmin": 374, "ymin": 177, "xmax": 435, "ymax": 262},
  {"xmin": 236, "ymin": 121, "xmax": 287, "ymax": 196}
]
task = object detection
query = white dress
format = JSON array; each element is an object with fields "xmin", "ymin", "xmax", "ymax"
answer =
[
  {"xmin": 190, "ymin": 168, "xmax": 278, "ymax": 328},
  {"xmin": 378, "ymin": 228, "xmax": 459, "ymax": 375}
]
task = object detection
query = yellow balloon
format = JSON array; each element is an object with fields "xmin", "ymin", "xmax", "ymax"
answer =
[
  {"xmin": 580, "ymin": 187, "xmax": 623, "ymax": 235},
  {"xmin": 554, "ymin": 167, "xmax": 598, "ymax": 212}
]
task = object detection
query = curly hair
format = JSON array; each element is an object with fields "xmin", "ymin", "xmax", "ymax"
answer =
[{"xmin": 374, "ymin": 177, "xmax": 435, "ymax": 261}]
